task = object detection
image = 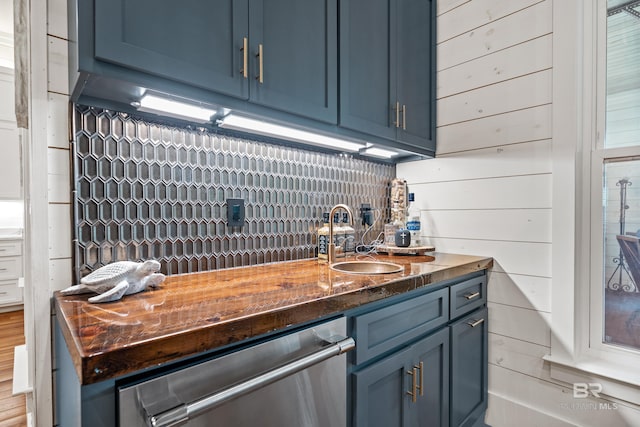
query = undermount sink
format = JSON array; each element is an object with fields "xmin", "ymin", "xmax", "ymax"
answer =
[{"xmin": 329, "ymin": 261, "xmax": 403, "ymax": 275}]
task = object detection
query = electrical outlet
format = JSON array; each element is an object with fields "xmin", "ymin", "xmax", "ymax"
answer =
[
  {"xmin": 226, "ymin": 198, "xmax": 245, "ymax": 227},
  {"xmin": 360, "ymin": 203, "xmax": 373, "ymax": 226}
]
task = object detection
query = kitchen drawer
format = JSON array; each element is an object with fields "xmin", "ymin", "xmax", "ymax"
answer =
[
  {"xmin": 0, "ymin": 279, "xmax": 22, "ymax": 306},
  {"xmin": 450, "ymin": 275, "xmax": 487, "ymax": 320},
  {"xmin": 0, "ymin": 240, "xmax": 22, "ymax": 257},
  {"xmin": 0, "ymin": 257, "xmax": 22, "ymax": 280},
  {"xmin": 352, "ymin": 287, "xmax": 449, "ymax": 365}
]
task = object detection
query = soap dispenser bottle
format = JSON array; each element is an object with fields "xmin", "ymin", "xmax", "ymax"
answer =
[
  {"xmin": 342, "ymin": 212, "xmax": 355, "ymax": 254},
  {"xmin": 317, "ymin": 212, "xmax": 330, "ymax": 262}
]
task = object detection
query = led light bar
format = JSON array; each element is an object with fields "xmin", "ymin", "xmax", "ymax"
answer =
[
  {"xmin": 137, "ymin": 94, "xmax": 216, "ymax": 123},
  {"xmin": 360, "ymin": 147, "xmax": 399, "ymax": 159},
  {"xmin": 218, "ymin": 114, "xmax": 366, "ymax": 152}
]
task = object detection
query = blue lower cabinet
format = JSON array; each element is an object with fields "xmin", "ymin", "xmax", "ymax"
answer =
[
  {"xmin": 349, "ymin": 272, "xmax": 489, "ymax": 427},
  {"xmin": 450, "ymin": 307, "xmax": 489, "ymax": 427},
  {"xmin": 353, "ymin": 328, "xmax": 449, "ymax": 427},
  {"xmin": 353, "ymin": 345, "xmax": 412, "ymax": 427},
  {"xmin": 411, "ymin": 329, "xmax": 450, "ymax": 427}
]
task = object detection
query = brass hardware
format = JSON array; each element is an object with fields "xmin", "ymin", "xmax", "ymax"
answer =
[
  {"xmin": 467, "ymin": 318, "xmax": 485, "ymax": 328},
  {"xmin": 416, "ymin": 361, "xmax": 424, "ymax": 396},
  {"xmin": 240, "ymin": 37, "xmax": 248, "ymax": 78},
  {"xmin": 402, "ymin": 104, "xmax": 406, "ymax": 130},
  {"xmin": 464, "ymin": 291, "xmax": 481, "ymax": 300},
  {"xmin": 393, "ymin": 101, "xmax": 400, "ymax": 128},
  {"xmin": 406, "ymin": 367, "xmax": 417, "ymax": 403},
  {"xmin": 256, "ymin": 44, "xmax": 264, "ymax": 83}
]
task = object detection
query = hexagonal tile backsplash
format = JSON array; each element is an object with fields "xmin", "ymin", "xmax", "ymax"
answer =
[{"xmin": 72, "ymin": 105, "xmax": 394, "ymax": 278}]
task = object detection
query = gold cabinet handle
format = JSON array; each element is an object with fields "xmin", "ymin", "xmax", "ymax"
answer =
[
  {"xmin": 402, "ymin": 104, "xmax": 406, "ymax": 130},
  {"xmin": 464, "ymin": 291, "xmax": 481, "ymax": 300},
  {"xmin": 467, "ymin": 318, "xmax": 485, "ymax": 328},
  {"xmin": 417, "ymin": 361, "xmax": 424, "ymax": 396},
  {"xmin": 406, "ymin": 367, "xmax": 418, "ymax": 403},
  {"xmin": 240, "ymin": 37, "xmax": 248, "ymax": 78},
  {"xmin": 393, "ymin": 101, "xmax": 400, "ymax": 128},
  {"xmin": 256, "ymin": 44, "xmax": 264, "ymax": 84}
]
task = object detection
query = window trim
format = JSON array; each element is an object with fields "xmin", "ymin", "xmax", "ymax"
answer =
[{"xmin": 545, "ymin": 0, "xmax": 640, "ymax": 404}]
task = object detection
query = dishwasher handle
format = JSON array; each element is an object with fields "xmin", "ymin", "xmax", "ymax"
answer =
[{"xmin": 148, "ymin": 336, "xmax": 356, "ymax": 427}]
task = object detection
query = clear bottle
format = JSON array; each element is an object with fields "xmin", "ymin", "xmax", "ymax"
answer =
[
  {"xmin": 317, "ymin": 212, "xmax": 330, "ymax": 262},
  {"xmin": 342, "ymin": 212, "xmax": 355, "ymax": 254},
  {"xmin": 385, "ymin": 208, "xmax": 405, "ymax": 246},
  {"xmin": 406, "ymin": 193, "xmax": 421, "ymax": 247}
]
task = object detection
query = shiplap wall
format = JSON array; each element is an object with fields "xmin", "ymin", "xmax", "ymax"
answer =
[{"xmin": 398, "ymin": 1, "xmax": 640, "ymax": 425}]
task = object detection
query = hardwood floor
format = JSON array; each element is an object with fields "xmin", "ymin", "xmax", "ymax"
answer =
[{"xmin": 0, "ymin": 310, "xmax": 26, "ymax": 427}]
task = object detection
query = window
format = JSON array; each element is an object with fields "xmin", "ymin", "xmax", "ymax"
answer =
[
  {"xmin": 547, "ymin": 0, "xmax": 640, "ymax": 403},
  {"xmin": 592, "ymin": 0, "xmax": 640, "ymax": 355}
]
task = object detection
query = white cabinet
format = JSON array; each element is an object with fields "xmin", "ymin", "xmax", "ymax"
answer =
[
  {"xmin": 0, "ymin": 66, "xmax": 22, "ymax": 200},
  {"xmin": 0, "ymin": 239, "xmax": 23, "ymax": 307}
]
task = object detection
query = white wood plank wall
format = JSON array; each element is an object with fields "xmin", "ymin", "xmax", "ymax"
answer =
[{"xmin": 398, "ymin": 1, "xmax": 640, "ymax": 425}]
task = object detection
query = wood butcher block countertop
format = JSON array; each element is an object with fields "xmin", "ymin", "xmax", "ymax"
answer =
[{"xmin": 54, "ymin": 252, "xmax": 492, "ymax": 385}]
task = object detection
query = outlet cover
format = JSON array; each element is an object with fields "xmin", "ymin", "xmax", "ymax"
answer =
[{"xmin": 226, "ymin": 198, "xmax": 245, "ymax": 227}]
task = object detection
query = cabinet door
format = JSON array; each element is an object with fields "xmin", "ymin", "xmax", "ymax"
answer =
[
  {"xmin": 353, "ymin": 346, "xmax": 412, "ymax": 427},
  {"xmin": 94, "ymin": 0, "xmax": 249, "ymax": 99},
  {"xmin": 249, "ymin": 0, "xmax": 337, "ymax": 123},
  {"xmin": 339, "ymin": 0, "xmax": 397, "ymax": 139},
  {"xmin": 396, "ymin": 0, "xmax": 435, "ymax": 151},
  {"xmin": 410, "ymin": 328, "xmax": 449, "ymax": 427},
  {"xmin": 450, "ymin": 307, "xmax": 488, "ymax": 427}
]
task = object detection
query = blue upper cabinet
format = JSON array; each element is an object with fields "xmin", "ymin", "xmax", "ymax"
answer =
[
  {"xmin": 92, "ymin": 0, "xmax": 337, "ymax": 124},
  {"xmin": 396, "ymin": 0, "xmax": 435, "ymax": 151},
  {"xmin": 94, "ymin": 0, "xmax": 249, "ymax": 99},
  {"xmin": 340, "ymin": 0, "xmax": 436, "ymax": 153},
  {"xmin": 339, "ymin": 0, "xmax": 397, "ymax": 141},
  {"xmin": 249, "ymin": 0, "xmax": 338, "ymax": 123},
  {"xmin": 70, "ymin": 0, "xmax": 434, "ymax": 157}
]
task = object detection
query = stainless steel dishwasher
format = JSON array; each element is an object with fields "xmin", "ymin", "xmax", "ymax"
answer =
[{"xmin": 118, "ymin": 317, "xmax": 355, "ymax": 427}]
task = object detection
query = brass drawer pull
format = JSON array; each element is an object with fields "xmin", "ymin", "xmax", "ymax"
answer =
[
  {"xmin": 240, "ymin": 37, "xmax": 248, "ymax": 78},
  {"xmin": 464, "ymin": 291, "xmax": 481, "ymax": 300},
  {"xmin": 256, "ymin": 44, "xmax": 264, "ymax": 83},
  {"xmin": 416, "ymin": 361, "xmax": 424, "ymax": 396},
  {"xmin": 406, "ymin": 367, "xmax": 417, "ymax": 402},
  {"xmin": 393, "ymin": 101, "xmax": 400, "ymax": 128},
  {"xmin": 402, "ymin": 104, "xmax": 406, "ymax": 130},
  {"xmin": 467, "ymin": 318, "xmax": 485, "ymax": 328}
]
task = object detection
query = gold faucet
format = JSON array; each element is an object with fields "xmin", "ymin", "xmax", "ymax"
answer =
[{"xmin": 328, "ymin": 204, "xmax": 354, "ymax": 265}]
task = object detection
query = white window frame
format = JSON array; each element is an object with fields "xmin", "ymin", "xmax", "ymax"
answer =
[{"xmin": 546, "ymin": 0, "xmax": 640, "ymax": 404}]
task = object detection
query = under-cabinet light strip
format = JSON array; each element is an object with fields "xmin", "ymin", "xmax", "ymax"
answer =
[
  {"xmin": 138, "ymin": 95, "xmax": 216, "ymax": 123},
  {"xmin": 218, "ymin": 114, "xmax": 366, "ymax": 152}
]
